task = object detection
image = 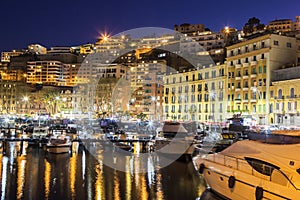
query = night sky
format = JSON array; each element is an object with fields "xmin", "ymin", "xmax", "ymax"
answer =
[{"xmin": 0, "ymin": 0, "xmax": 299, "ymax": 53}]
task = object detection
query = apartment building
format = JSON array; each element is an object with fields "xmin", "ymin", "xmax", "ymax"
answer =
[
  {"xmin": 174, "ymin": 23, "xmax": 205, "ymax": 36},
  {"xmin": 226, "ymin": 33, "xmax": 297, "ymax": 124},
  {"xmin": 268, "ymin": 16, "xmax": 300, "ymax": 32},
  {"xmin": 129, "ymin": 60, "xmax": 166, "ymax": 120},
  {"xmin": 27, "ymin": 61, "xmax": 69, "ymax": 86},
  {"xmin": 1, "ymin": 50, "xmax": 24, "ymax": 62},
  {"xmin": 163, "ymin": 63, "xmax": 227, "ymax": 122}
]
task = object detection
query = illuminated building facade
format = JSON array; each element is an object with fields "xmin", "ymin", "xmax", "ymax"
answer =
[
  {"xmin": 226, "ymin": 33, "xmax": 297, "ymax": 124},
  {"xmin": 270, "ymin": 66, "xmax": 300, "ymax": 126},
  {"xmin": 163, "ymin": 63, "xmax": 227, "ymax": 122}
]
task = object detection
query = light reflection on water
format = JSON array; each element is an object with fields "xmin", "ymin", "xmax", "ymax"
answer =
[{"xmin": 0, "ymin": 141, "xmax": 217, "ymax": 200}]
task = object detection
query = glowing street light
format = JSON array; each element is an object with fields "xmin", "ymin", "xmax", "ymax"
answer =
[{"xmin": 23, "ymin": 96, "xmax": 29, "ymax": 102}]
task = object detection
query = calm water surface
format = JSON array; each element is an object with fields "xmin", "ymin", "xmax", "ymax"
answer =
[{"xmin": 0, "ymin": 141, "xmax": 220, "ymax": 200}]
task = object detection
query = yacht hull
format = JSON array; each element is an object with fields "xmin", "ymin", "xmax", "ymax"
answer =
[
  {"xmin": 193, "ymin": 156, "xmax": 299, "ymax": 200},
  {"xmin": 46, "ymin": 144, "xmax": 71, "ymax": 154}
]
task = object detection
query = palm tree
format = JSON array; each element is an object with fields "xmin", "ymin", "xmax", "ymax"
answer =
[{"xmin": 41, "ymin": 91, "xmax": 61, "ymax": 116}]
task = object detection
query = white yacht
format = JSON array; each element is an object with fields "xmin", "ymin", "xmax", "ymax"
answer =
[
  {"xmin": 46, "ymin": 135, "xmax": 72, "ymax": 154},
  {"xmin": 193, "ymin": 140, "xmax": 300, "ymax": 200}
]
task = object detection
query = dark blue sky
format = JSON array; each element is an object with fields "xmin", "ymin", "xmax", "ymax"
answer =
[{"xmin": 0, "ymin": 0, "xmax": 299, "ymax": 53}]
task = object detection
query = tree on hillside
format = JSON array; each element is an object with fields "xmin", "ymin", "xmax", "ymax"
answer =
[{"xmin": 243, "ymin": 17, "xmax": 265, "ymax": 36}]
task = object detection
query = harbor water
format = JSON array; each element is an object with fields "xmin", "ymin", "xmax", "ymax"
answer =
[{"xmin": 0, "ymin": 141, "xmax": 220, "ymax": 200}]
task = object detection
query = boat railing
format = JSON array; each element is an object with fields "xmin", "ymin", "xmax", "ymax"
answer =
[{"xmin": 204, "ymin": 153, "xmax": 300, "ymax": 190}]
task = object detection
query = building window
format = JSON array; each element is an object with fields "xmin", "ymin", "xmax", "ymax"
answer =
[
  {"xmin": 288, "ymin": 102, "xmax": 292, "ymax": 110},
  {"xmin": 286, "ymin": 42, "xmax": 292, "ymax": 48},
  {"xmin": 261, "ymin": 54, "xmax": 265, "ymax": 59},
  {"xmin": 253, "ymin": 43, "xmax": 257, "ymax": 50},
  {"xmin": 274, "ymin": 40, "xmax": 279, "ymax": 46},
  {"xmin": 259, "ymin": 66, "xmax": 262, "ymax": 73},
  {"xmin": 198, "ymin": 94, "xmax": 202, "ymax": 102},
  {"xmin": 253, "ymin": 56, "xmax": 256, "ymax": 61},
  {"xmin": 198, "ymin": 73, "xmax": 202, "ymax": 80},
  {"xmin": 172, "ymin": 96, "xmax": 176, "ymax": 103},
  {"xmin": 278, "ymin": 89, "xmax": 283, "ymax": 99},
  {"xmin": 205, "ymin": 72, "xmax": 209, "ymax": 79},
  {"xmin": 198, "ymin": 84, "xmax": 202, "ymax": 91},
  {"xmin": 263, "ymin": 66, "xmax": 266, "ymax": 73},
  {"xmin": 290, "ymin": 88, "xmax": 295, "ymax": 98},
  {"xmin": 185, "ymin": 86, "xmax": 188, "ymax": 93},
  {"xmin": 178, "ymin": 86, "xmax": 182, "ymax": 93},
  {"xmin": 261, "ymin": 41, "xmax": 265, "ymax": 48}
]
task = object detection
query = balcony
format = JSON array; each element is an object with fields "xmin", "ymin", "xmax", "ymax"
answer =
[
  {"xmin": 250, "ymin": 61, "xmax": 257, "ymax": 65},
  {"xmin": 235, "ymin": 76, "xmax": 241, "ymax": 80},
  {"xmin": 243, "ymin": 86, "xmax": 249, "ymax": 91},
  {"xmin": 242, "ymin": 99, "xmax": 248, "ymax": 103},
  {"xmin": 242, "ymin": 62, "xmax": 249, "ymax": 67},
  {"xmin": 235, "ymin": 87, "xmax": 241, "ymax": 92},
  {"xmin": 286, "ymin": 110, "xmax": 297, "ymax": 114},
  {"xmin": 235, "ymin": 64, "xmax": 241, "ymax": 68},
  {"xmin": 243, "ymin": 74, "xmax": 249, "ymax": 79},
  {"xmin": 250, "ymin": 73, "xmax": 257, "ymax": 78},
  {"xmin": 250, "ymin": 99, "xmax": 256, "ymax": 103}
]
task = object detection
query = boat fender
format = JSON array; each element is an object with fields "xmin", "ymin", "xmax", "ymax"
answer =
[
  {"xmin": 255, "ymin": 186, "xmax": 263, "ymax": 200},
  {"xmin": 228, "ymin": 175, "xmax": 236, "ymax": 189},
  {"xmin": 199, "ymin": 163, "xmax": 205, "ymax": 174}
]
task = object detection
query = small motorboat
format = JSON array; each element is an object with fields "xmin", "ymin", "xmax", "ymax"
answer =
[
  {"xmin": 114, "ymin": 142, "xmax": 133, "ymax": 152},
  {"xmin": 46, "ymin": 135, "xmax": 72, "ymax": 154}
]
